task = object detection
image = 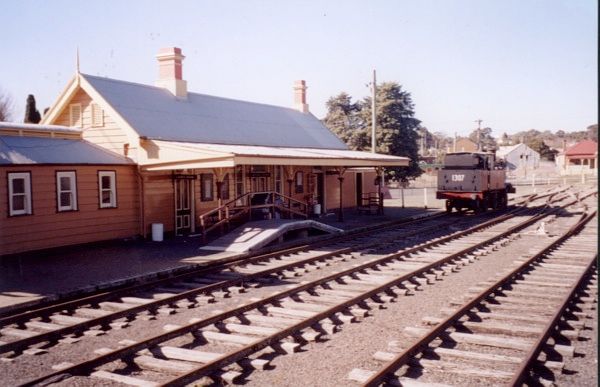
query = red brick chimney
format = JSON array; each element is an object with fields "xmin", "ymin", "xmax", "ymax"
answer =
[
  {"xmin": 293, "ymin": 80, "xmax": 309, "ymax": 113},
  {"xmin": 155, "ymin": 47, "xmax": 187, "ymax": 99}
]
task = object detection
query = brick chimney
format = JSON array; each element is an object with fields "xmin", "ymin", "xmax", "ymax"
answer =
[
  {"xmin": 293, "ymin": 80, "xmax": 309, "ymax": 113},
  {"xmin": 155, "ymin": 47, "xmax": 187, "ymax": 99}
]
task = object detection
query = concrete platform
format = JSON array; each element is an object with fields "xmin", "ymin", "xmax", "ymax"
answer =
[{"xmin": 200, "ymin": 219, "xmax": 343, "ymax": 253}]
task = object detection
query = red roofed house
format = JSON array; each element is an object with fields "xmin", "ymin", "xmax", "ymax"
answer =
[{"xmin": 555, "ymin": 139, "xmax": 598, "ymax": 175}]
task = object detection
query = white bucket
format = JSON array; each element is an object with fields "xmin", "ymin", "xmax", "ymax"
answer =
[
  {"xmin": 313, "ymin": 204, "xmax": 322, "ymax": 215},
  {"xmin": 151, "ymin": 223, "xmax": 164, "ymax": 242}
]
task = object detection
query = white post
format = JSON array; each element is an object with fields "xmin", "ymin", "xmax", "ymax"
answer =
[
  {"xmin": 424, "ymin": 187, "xmax": 428, "ymax": 209},
  {"xmin": 401, "ymin": 186, "xmax": 405, "ymax": 208},
  {"xmin": 371, "ymin": 69, "xmax": 377, "ymax": 154},
  {"xmin": 532, "ymin": 173, "xmax": 536, "ymax": 193},
  {"xmin": 563, "ymin": 177, "xmax": 567, "ymax": 186}
]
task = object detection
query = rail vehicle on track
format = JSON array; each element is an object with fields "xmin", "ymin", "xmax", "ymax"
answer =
[{"xmin": 436, "ymin": 152, "xmax": 515, "ymax": 213}]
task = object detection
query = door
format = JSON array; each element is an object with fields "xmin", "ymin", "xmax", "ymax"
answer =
[
  {"xmin": 356, "ymin": 172, "xmax": 363, "ymax": 206},
  {"xmin": 175, "ymin": 178, "xmax": 193, "ymax": 235}
]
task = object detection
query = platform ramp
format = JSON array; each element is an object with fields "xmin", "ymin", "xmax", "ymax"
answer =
[{"xmin": 199, "ymin": 219, "xmax": 343, "ymax": 253}]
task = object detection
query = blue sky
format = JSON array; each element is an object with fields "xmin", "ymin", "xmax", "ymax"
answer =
[{"xmin": 1, "ymin": 0, "xmax": 597, "ymax": 136}]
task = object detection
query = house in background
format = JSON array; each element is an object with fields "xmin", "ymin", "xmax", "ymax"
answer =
[
  {"xmin": 2, "ymin": 47, "xmax": 408, "ymax": 255},
  {"xmin": 453, "ymin": 138, "xmax": 477, "ymax": 152},
  {"xmin": 555, "ymin": 140, "xmax": 597, "ymax": 176},
  {"xmin": 496, "ymin": 143, "xmax": 540, "ymax": 172}
]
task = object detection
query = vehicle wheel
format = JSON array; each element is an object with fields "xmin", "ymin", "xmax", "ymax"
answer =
[
  {"xmin": 445, "ymin": 200, "xmax": 453, "ymax": 213},
  {"xmin": 498, "ymin": 192, "xmax": 508, "ymax": 209},
  {"xmin": 474, "ymin": 198, "xmax": 486, "ymax": 213}
]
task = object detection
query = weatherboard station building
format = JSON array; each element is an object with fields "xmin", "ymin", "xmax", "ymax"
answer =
[{"xmin": 1, "ymin": 47, "xmax": 408, "ymax": 255}]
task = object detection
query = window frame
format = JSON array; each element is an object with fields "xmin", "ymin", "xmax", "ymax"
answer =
[
  {"xmin": 98, "ymin": 170, "xmax": 117, "ymax": 209},
  {"xmin": 7, "ymin": 172, "xmax": 32, "ymax": 216},
  {"xmin": 200, "ymin": 173, "xmax": 214, "ymax": 202},
  {"xmin": 56, "ymin": 171, "xmax": 78, "ymax": 212}
]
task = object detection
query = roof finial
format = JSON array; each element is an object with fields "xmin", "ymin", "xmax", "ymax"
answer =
[{"xmin": 76, "ymin": 47, "xmax": 80, "ymax": 73}]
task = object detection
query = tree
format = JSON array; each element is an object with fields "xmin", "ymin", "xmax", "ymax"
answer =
[
  {"xmin": 24, "ymin": 94, "xmax": 41, "ymax": 124},
  {"xmin": 587, "ymin": 124, "xmax": 598, "ymax": 142},
  {"xmin": 526, "ymin": 137, "xmax": 557, "ymax": 161},
  {"xmin": 468, "ymin": 127, "xmax": 497, "ymax": 151},
  {"xmin": 322, "ymin": 92, "xmax": 365, "ymax": 150},
  {"xmin": 0, "ymin": 88, "xmax": 12, "ymax": 122},
  {"xmin": 323, "ymin": 82, "xmax": 422, "ymax": 182}
]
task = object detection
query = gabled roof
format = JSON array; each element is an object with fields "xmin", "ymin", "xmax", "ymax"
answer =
[
  {"xmin": 79, "ymin": 74, "xmax": 348, "ymax": 150},
  {"xmin": 565, "ymin": 140, "xmax": 597, "ymax": 156},
  {"xmin": 0, "ymin": 135, "xmax": 133, "ymax": 165}
]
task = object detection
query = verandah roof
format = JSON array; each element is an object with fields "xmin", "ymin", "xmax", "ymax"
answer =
[{"xmin": 140, "ymin": 140, "xmax": 409, "ymax": 171}]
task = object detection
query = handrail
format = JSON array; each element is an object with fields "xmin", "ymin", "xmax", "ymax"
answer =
[{"xmin": 198, "ymin": 191, "xmax": 309, "ymax": 242}]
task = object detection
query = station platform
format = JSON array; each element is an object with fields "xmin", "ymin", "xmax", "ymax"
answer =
[
  {"xmin": 200, "ymin": 219, "xmax": 343, "ymax": 253},
  {"xmin": 0, "ymin": 205, "xmax": 440, "ymax": 314}
]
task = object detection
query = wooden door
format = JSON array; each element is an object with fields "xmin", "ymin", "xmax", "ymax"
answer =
[{"xmin": 175, "ymin": 179, "xmax": 193, "ymax": 235}]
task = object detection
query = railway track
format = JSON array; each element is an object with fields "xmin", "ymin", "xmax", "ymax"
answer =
[
  {"xmin": 9, "ymin": 187, "xmax": 593, "ymax": 386},
  {"xmin": 0, "ymin": 189, "xmax": 563, "ymax": 359},
  {"xmin": 350, "ymin": 203, "xmax": 597, "ymax": 386}
]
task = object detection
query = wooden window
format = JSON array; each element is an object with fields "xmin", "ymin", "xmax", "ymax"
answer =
[
  {"xmin": 8, "ymin": 172, "xmax": 32, "ymax": 216},
  {"xmin": 295, "ymin": 171, "xmax": 304, "ymax": 193},
  {"xmin": 56, "ymin": 171, "xmax": 78, "ymax": 211},
  {"xmin": 200, "ymin": 173, "xmax": 214, "ymax": 201},
  {"xmin": 98, "ymin": 171, "xmax": 117, "ymax": 208},
  {"xmin": 220, "ymin": 173, "xmax": 230, "ymax": 200},
  {"xmin": 69, "ymin": 104, "xmax": 82, "ymax": 127},
  {"xmin": 91, "ymin": 103, "xmax": 104, "ymax": 127}
]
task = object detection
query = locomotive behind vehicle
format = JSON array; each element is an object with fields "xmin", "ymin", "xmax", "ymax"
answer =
[{"xmin": 436, "ymin": 152, "xmax": 515, "ymax": 213}]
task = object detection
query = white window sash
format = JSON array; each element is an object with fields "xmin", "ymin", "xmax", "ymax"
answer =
[
  {"xmin": 57, "ymin": 171, "xmax": 77, "ymax": 212},
  {"xmin": 98, "ymin": 171, "xmax": 117, "ymax": 208},
  {"xmin": 8, "ymin": 173, "xmax": 32, "ymax": 216}
]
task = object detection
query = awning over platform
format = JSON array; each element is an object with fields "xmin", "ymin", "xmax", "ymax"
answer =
[{"xmin": 140, "ymin": 140, "xmax": 409, "ymax": 171}]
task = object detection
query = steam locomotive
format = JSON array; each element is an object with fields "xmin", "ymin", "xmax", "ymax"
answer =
[{"xmin": 436, "ymin": 152, "xmax": 515, "ymax": 213}]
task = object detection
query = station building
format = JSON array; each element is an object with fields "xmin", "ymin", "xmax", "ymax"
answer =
[{"xmin": 1, "ymin": 47, "xmax": 408, "ymax": 255}]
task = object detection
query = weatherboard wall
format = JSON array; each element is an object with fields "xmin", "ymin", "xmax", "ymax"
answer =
[{"xmin": 0, "ymin": 165, "xmax": 139, "ymax": 255}]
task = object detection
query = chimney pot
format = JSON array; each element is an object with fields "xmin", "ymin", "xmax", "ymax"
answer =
[
  {"xmin": 293, "ymin": 80, "xmax": 309, "ymax": 113},
  {"xmin": 155, "ymin": 47, "xmax": 187, "ymax": 99}
]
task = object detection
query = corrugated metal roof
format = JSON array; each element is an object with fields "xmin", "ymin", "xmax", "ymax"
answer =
[
  {"xmin": 83, "ymin": 74, "xmax": 348, "ymax": 150},
  {"xmin": 565, "ymin": 140, "xmax": 597, "ymax": 156},
  {"xmin": 159, "ymin": 141, "xmax": 405, "ymax": 161},
  {"xmin": 0, "ymin": 122, "xmax": 81, "ymax": 132},
  {"xmin": 496, "ymin": 143, "xmax": 528, "ymax": 157},
  {"xmin": 0, "ymin": 136, "xmax": 133, "ymax": 165}
]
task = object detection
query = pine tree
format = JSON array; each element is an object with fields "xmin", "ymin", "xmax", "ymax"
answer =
[
  {"xmin": 322, "ymin": 92, "xmax": 366, "ymax": 150},
  {"xmin": 24, "ymin": 94, "xmax": 41, "ymax": 124},
  {"xmin": 360, "ymin": 82, "xmax": 422, "ymax": 182},
  {"xmin": 324, "ymin": 83, "xmax": 422, "ymax": 182}
]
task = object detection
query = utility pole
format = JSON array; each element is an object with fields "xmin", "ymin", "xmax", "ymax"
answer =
[
  {"xmin": 475, "ymin": 119, "xmax": 483, "ymax": 151},
  {"xmin": 371, "ymin": 69, "xmax": 377, "ymax": 154}
]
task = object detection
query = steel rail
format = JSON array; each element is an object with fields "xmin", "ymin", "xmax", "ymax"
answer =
[
  {"xmin": 0, "ymin": 208, "xmax": 512, "ymax": 356},
  {"xmin": 361, "ymin": 209, "xmax": 597, "ymax": 387},
  {"xmin": 0, "ymin": 215, "xmax": 451, "ymax": 355},
  {"xmin": 19, "ymin": 189, "xmax": 578, "ymax": 386},
  {"xmin": 157, "ymin": 192, "xmax": 580, "ymax": 386},
  {"xmin": 509, "ymin": 218, "xmax": 597, "ymax": 386},
  {"xmin": 0, "ymin": 211, "xmax": 450, "ymax": 326},
  {"xmin": 0, "ymin": 186, "xmax": 553, "ymax": 323}
]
